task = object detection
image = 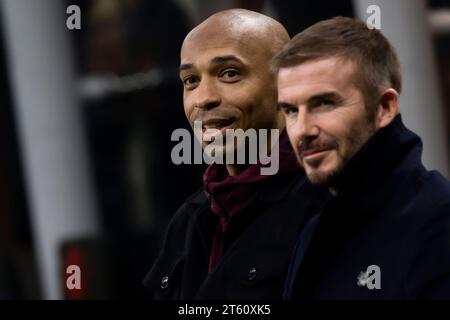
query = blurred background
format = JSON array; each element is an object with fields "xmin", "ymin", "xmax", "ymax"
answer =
[{"xmin": 0, "ymin": 0, "xmax": 448, "ymax": 299}]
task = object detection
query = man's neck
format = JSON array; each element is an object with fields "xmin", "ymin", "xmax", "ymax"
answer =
[
  {"xmin": 224, "ymin": 127, "xmax": 283, "ymax": 176},
  {"xmin": 226, "ymin": 163, "xmax": 250, "ymax": 176}
]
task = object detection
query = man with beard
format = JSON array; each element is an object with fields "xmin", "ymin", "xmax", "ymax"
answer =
[
  {"xmin": 274, "ymin": 16, "xmax": 450, "ymax": 299},
  {"xmin": 143, "ymin": 9, "xmax": 324, "ymax": 299}
]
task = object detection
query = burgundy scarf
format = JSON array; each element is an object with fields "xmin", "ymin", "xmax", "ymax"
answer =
[{"xmin": 203, "ymin": 130, "xmax": 300, "ymax": 272}]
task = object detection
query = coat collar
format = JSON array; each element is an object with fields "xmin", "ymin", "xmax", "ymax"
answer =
[
  {"xmin": 185, "ymin": 170, "xmax": 310, "ymax": 267},
  {"xmin": 328, "ymin": 114, "xmax": 424, "ymax": 215}
]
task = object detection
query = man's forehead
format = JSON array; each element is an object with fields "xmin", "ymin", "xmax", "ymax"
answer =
[
  {"xmin": 277, "ymin": 58, "xmax": 360, "ymax": 101},
  {"xmin": 182, "ymin": 30, "xmax": 252, "ymax": 54},
  {"xmin": 180, "ymin": 37, "xmax": 257, "ymax": 67},
  {"xmin": 279, "ymin": 58, "xmax": 358, "ymax": 86},
  {"xmin": 181, "ymin": 20, "xmax": 273, "ymax": 60},
  {"xmin": 184, "ymin": 12, "xmax": 267, "ymax": 43}
]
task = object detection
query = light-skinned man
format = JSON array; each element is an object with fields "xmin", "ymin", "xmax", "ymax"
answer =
[{"xmin": 274, "ymin": 16, "xmax": 450, "ymax": 300}]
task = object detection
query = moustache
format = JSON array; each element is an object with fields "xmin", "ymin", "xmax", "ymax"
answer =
[
  {"xmin": 299, "ymin": 137, "xmax": 338, "ymax": 158},
  {"xmin": 192, "ymin": 110, "xmax": 236, "ymax": 123}
]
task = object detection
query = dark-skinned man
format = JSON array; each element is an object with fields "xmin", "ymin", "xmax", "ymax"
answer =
[{"xmin": 143, "ymin": 9, "xmax": 324, "ymax": 299}]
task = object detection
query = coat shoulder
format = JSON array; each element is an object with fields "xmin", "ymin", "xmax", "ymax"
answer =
[
  {"xmin": 402, "ymin": 170, "xmax": 450, "ymax": 298},
  {"xmin": 413, "ymin": 171, "xmax": 450, "ymax": 217},
  {"xmin": 156, "ymin": 188, "xmax": 206, "ymax": 237},
  {"xmin": 142, "ymin": 188, "xmax": 208, "ymax": 297}
]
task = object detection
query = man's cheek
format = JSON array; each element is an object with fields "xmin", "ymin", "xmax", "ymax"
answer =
[{"xmin": 294, "ymin": 148, "xmax": 304, "ymax": 168}]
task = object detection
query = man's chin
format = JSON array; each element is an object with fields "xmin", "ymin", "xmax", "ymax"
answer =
[
  {"xmin": 203, "ymin": 144, "xmax": 239, "ymax": 162},
  {"xmin": 305, "ymin": 167, "xmax": 340, "ymax": 186}
]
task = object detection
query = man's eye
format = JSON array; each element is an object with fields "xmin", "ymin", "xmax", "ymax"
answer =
[
  {"xmin": 315, "ymin": 99, "xmax": 335, "ymax": 108},
  {"xmin": 223, "ymin": 71, "xmax": 237, "ymax": 77},
  {"xmin": 279, "ymin": 105, "xmax": 298, "ymax": 118},
  {"xmin": 220, "ymin": 69, "xmax": 240, "ymax": 81},
  {"xmin": 285, "ymin": 107, "xmax": 298, "ymax": 115},
  {"xmin": 182, "ymin": 76, "xmax": 198, "ymax": 87}
]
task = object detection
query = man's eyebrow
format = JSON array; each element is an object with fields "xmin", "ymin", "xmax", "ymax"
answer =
[
  {"xmin": 277, "ymin": 92, "xmax": 341, "ymax": 109},
  {"xmin": 210, "ymin": 55, "xmax": 243, "ymax": 65},
  {"xmin": 179, "ymin": 63, "xmax": 194, "ymax": 73},
  {"xmin": 277, "ymin": 102, "xmax": 296, "ymax": 110},
  {"xmin": 307, "ymin": 92, "xmax": 341, "ymax": 104},
  {"xmin": 179, "ymin": 55, "xmax": 244, "ymax": 73}
]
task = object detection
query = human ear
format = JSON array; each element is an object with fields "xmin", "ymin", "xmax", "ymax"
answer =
[{"xmin": 376, "ymin": 88, "xmax": 400, "ymax": 129}]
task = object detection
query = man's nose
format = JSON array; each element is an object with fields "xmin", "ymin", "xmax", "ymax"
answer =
[
  {"xmin": 290, "ymin": 108, "xmax": 320, "ymax": 141},
  {"xmin": 193, "ymin": 79, "xmax": 221, "ymax": 110}
]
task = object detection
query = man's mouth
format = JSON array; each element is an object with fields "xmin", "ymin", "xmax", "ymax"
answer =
[
  {"xmin": 202, "ymin": 117, "xmax": 235, "ymax": 129},
  {"xmin": 201, "ymin": 117, "xmax": 236, "ymax": 140},
  {"xmin": 301, "ymin": 147, "xmax": 333, "ymax": 164}
]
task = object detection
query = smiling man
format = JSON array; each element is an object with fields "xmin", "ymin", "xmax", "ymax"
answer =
[
  {"xmin": 179, "ymin": 10, "xmax": 286, "ymax": 175},
  {"xmin": 277, "ymin": 57, "xmax": 380, "ymax": 186},
  {"xmin": 274, "ymin": 16, "xmax": 450, "ymax": 300},
  {"xmin": 143, "ymin": 9, "xmax": 325, "ymax": 299}
]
